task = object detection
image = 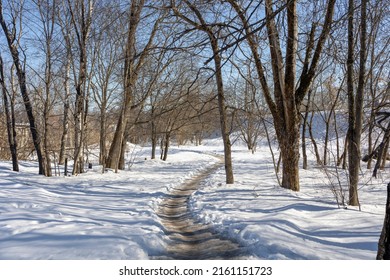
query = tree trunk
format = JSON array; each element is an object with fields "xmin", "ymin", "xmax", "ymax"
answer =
[
  {"xmin": 278, "ymin": 116, "xmax": 300, "ymax": 191},
  {"xmin": 211, "ymin": 38, "xmax": 234, "ymax": 184},
  {"xmin": 333, "ymin": 107, "xmax": 341, "ymax": 164},
  {"xmin": 302, "ymin": 117, "xmax": 308, "ymax": 170},
  {"xmin": 377, "ymin": 183, "xmax": 390, "ymax": 260},
  {"xmin": 308, "ymin": 112, "xmax": 322, "ymax": 165},
  {"xmin": 380, "ymin": 140, "xmax": 389, "ymax": 171},
  {"xmin": 346, "ymin": 0, "xmax": 358, "ymax": 205},
  {"xmin": 69, "ymin": 0, "xmax": 93, "ymax": 175},
  {"xmin": 162, "ymin": 133, "xmax": 170, "ymax": 161},
  {"xmin": 301, "ymin": 90, "xmax": 313, "ymax": 170},
  {"xmin": 323, "ymin": 113, "xmax": 331, "ymax": 166},
  {"xmin": 0, "ymin": 55, "xmax": 19, "ymax": 171},
  {"xmin": 72, "ymin": 81, "xmax": 86, "ymax": 175},
  {"xmin": 118, "ymin": 130, "xmax": 128, "ymax": 171},
  {"xmin": 99, "ymin": 101, "xmax": 107, "ymax": 165},
  {"xmin": 59, "ymin": 98, "xmax": 69, "ymax": 165},
  {"xmin": 367, "ymin": 102, "xmax": 376, "ymax": 170},
  {"xmin": 106, "ymin": 109, "xmax": 126, "ymax": 170},
  {"xmin": 347, "ymin": 0, "xmax": 367, "ymax": 206},
  {"xmin": 58, "ymin": 24, "xmax": 72, "ymax": 166},
  {"xmin": 151, "ymin": 116, "xmax": 157, "ymax": 159},
  {"xmin": 43, "ymin": 55, "xmax": 52, "ymax": 176},
  {"xmin": 43, "ymin": 98, "xmax": 52, "ymax": 176}
]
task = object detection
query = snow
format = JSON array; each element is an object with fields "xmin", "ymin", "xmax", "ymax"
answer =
[{"xmin": 0, "ymin": 139, "xmax": 388, "ymax": 260}]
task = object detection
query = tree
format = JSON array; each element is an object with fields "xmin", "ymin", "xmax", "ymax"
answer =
[
  {"xmin": 89, "ymin": 2, "xmax": 123, "ymax": 166},
  {"xmin": 106, "ymin": 0, "xmax": 161, "ymax": 171},
  {"xmin": 153, "ymin": 60, "xmax": 206, "ymax": 161},
  {"xmin": 57, "ymin": 24, "xmax": 72, "ymax": 166},
  {"xmin": 136, "ymin": 33, "xmax": 177, "ymax": 160},
  {"xmin": 228, "ymin": 0, "xmax": 336, "ymax": 191},
  {"xmin": 30, "ymin": 0, "xmax": 61, "ymax": 177},
  {"xmin": 0, "ymin": 0, "xmax": 50, "ymax": 175},
  {"xmin": 364, "ymin": 0, "xmax": 389, "ymax": 170},
  {"xmin": 64, "ymin": 0, "xmax": 94, "ymax": 175},
  {"xmin": 0, "ymin": 53, "xmax": 19, "ymax": 171},
  {"xmin": 170, "ymin": 0, "xmax": 235, "ymax": 184},
  {"xmin": 346, "ymin": 0, "xmax": 367, "ymax": 206}
]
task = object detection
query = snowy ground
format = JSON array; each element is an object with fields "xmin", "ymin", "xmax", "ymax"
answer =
[{"xmin": 0, "ymin": 139, "xmax": 388, "ymax": 259}]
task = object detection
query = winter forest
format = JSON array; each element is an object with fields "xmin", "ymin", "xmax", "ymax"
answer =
[{"xmin": 0, "ymin": 0, "xmax": 389, "ymax": 260}]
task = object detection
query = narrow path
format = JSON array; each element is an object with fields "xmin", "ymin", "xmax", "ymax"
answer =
[{"xmin": 154, "ymin": 158, "xmax": 248, "ymax": 260}]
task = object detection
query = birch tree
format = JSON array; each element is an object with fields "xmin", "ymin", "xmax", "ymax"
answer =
[{"xmin": 64, "ymin": 0, "xmax": 94, "ymax": 175}]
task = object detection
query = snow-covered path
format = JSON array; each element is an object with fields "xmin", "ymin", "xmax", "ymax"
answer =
[{"xmin": 155, "ymin": 158, "xmax": 250, "ymax": 259}]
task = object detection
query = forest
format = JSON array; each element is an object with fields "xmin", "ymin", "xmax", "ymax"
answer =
[{"xmin": 0, "ymin": 0, "xmax": 389, "ymax": 260}]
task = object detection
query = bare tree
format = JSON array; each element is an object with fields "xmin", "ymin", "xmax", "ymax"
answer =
[
  {"xmin": 0, "ymin": 53, "xmax": 19, "ymax": 171},
  {"xmin": 63, "ymin": 0, "xmax": 94, "ymax": 175},
  {"xmin": 136, "ymin": 32, "xmax": 177, "ymax": 160},
  {"xmin": 29, "ymin": 0, "xmax": 62, "ymax": 177},
  {"xmin": 106, "ymin": 0, "xmax": 161, "ymax": 171},
  {"xmin": 346, "ymin": 0, "xmax": 367, "ymax": 206},
  {"xmin": 58, "ymin": 29, "xmax": 72, "ymax": 166},
  {"xmin": 0, "ymin": 0, "xmax": 50, "ymax": 175},
  {"xmin": 228, "ymin": 0, "xmax": 336, "ymax": 191},
  {"xmin": 364, "ymin": 0, "xmax": 389, "ymax": 170},
  {"xmin": 170, "ymin": 0, "xmax": 235, "ymax": 183},
  {"xmin": 89, "ymin": 2, "xmax": 124, "ymax": 166}
]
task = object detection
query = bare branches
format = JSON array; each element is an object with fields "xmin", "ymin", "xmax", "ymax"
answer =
[{"xmin": 295, "ymin": 0, "xmax": 337, "ymax": 106}]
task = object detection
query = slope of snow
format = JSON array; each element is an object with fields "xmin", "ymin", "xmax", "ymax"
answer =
[{"xmin": 0, "ymin": 140, "xmax": 388, "ymax": 259}]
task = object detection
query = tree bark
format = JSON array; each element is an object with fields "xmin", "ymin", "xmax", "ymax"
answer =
[{"xmin": 377, "ymin": 183, "xmax": 390, "ymax": 260}]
